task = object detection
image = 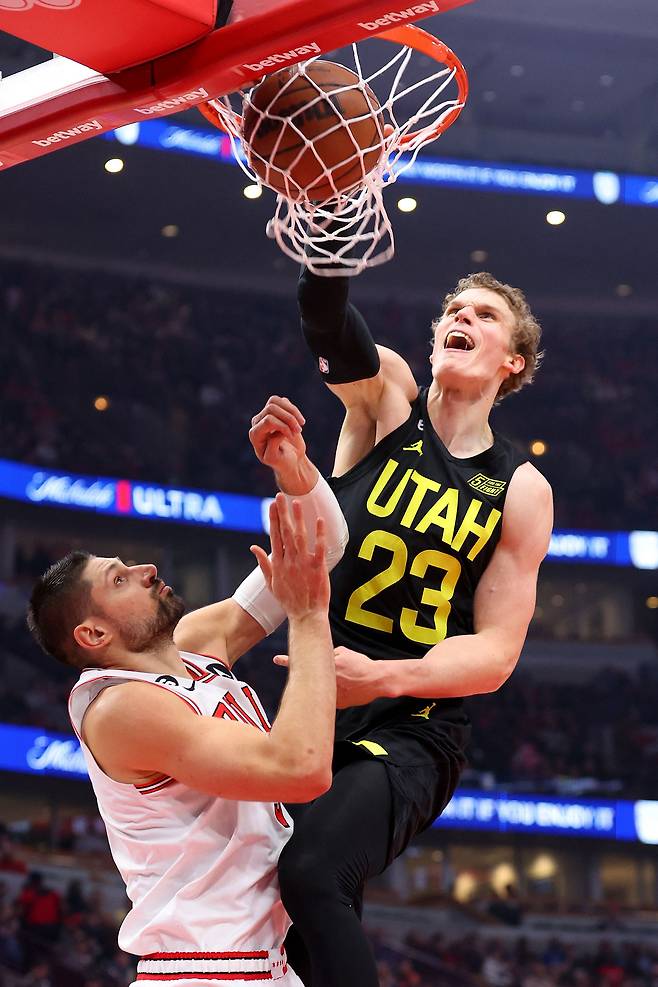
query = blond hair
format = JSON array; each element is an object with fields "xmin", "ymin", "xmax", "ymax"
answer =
[{"xmin": 438, "ymin": 271, "xmax": 544, "ymax": 401}]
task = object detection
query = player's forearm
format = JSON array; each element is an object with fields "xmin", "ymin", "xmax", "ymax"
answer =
[
  {"xmin": 268, "ymin": 612, "xmax": 336, "ymax": 794},
  {"xmin": 377, "ymin": 630, "xmax": 521, "ymax": 700}
]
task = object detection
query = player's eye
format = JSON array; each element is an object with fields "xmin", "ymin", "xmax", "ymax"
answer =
[
  {"xmin": 480, "ymin": 311, "xmax": 494, "ymax": 319},
  {"xmin": 114, "ymin": 575, "xmax": 126, "ymax": 585}
]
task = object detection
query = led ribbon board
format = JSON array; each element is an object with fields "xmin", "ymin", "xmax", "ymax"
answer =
[
  {"xmin": 432, "ymin": 788, "xmax": 658, "ymax": 845},
  {"xmin": 105, "ymin": 120, "xmax": 658, "ymax": 208},
  {"xmin": 1, "ymin": 725, "xmax": 655, "ymax": 845},
  {"xmin": 1, "ymin": 458, "xmax": 657, "ymax": 568}
]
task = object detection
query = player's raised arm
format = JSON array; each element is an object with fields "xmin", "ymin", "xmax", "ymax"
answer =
[
  {"xmin": 82, "ymin": 496, "xmax": 336, "ymax": 803},
  {"xmin": 174, "ymin": 397, "xmax": 347, "ymax": 664},
  {"xmin": 297, "ymin": 266, "xmax": 417, "ymax": 474}
]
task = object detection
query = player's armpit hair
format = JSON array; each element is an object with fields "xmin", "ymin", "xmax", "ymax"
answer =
[{"xmin": 298, "ymin": 267, "xmax": 380, "ymax": 385}]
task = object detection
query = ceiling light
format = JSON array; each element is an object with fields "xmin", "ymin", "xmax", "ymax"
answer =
[
  {"xmin": 600, "ymin": 74, "xmax": 614, "ymax": 87},
  {"xmin": 483, "ymin": 90, "xmax": 496, "ymax": 103},
  {"xmin": 161, "ymin": 224, "xmax": 179, "ymax": 238},
  {"xmin": 243, "ymin": 184, "xmax": 262, "ymax": 199},
  {"xmin": 104, "ymin": 158, "xmax": 124, "ymax": 174},
  {"xmin": 530, "ymin": 440, "xmax": 547, "ymax": 456},
  {"xmin": 397, "ymin": 197, "xmax": 417, "ymax": 213},
  {"xmin": 615, "ymin": 283, "xmax": 632, "ymax": 297},
  {"xmin": 470, "ymin": 249, "xmax": 488, "ymax": 264},
  {"xmin": 94, "ymin": 396, "xmax": 110, "ymax": 412},
  {"xmin": 546, "ymin": 210, "xmax": 565, "ymax": 226},
  {"xmin": 646, "ymin": 596, "xmax": 658, "ymax": 610},
  {"xmin": 510, "ymin": 65, "xmax": 525, "ymax": 77}
]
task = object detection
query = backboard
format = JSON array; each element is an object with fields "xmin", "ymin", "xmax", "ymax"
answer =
[{"xmin": 0, "ymin": 0, "xmax": 475, "ymax": 170}]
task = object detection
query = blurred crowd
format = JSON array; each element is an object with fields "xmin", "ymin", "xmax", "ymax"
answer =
[
  {"xmin": 372, "ymin": 930, "xmax": 658, "ymax": 987},
  {"xmin": 0, "ymin": 868, "xmax": 135, "ymax": 987},
  {"xmin": 1, "ymin": 259, "xmax": 657, "ymax": 530},
  {"xmin": 2, "ymin": 855, "xmax": 657, "ymax": 987}
]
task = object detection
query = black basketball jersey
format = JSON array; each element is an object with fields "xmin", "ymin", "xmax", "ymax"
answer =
[{"xmin": 328, "ymin": 385, "xmax": 527, "ymax": 746}]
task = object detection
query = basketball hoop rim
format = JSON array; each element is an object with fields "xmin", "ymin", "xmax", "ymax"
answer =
[{"xmin": 197, "ymin": 23, "xmax": 468, "ymax": 147}]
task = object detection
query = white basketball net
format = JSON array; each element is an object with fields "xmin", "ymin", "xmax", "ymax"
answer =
[{"xmin": 206, "ymin": 37, "xmax": 465, "ymax": 276}]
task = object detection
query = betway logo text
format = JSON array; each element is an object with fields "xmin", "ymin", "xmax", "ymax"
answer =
[
  {"xmin": 32, "ymin": 118, "xmax": 101, "ymax": 147},
  {"xmin": 134, "ymin": 88, "xmax": 209, "ymax": 116},
  {"xmin": 359, "ymin": 1, "xmax": 439, "ymax": 30},
  {"xmin": 244, "ymin": 42, "xmax": 321, "ymax": 74}
]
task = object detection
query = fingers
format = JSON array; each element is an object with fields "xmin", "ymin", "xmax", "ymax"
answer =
[
  {"xmin": 249, "ymin": 414, "xmax": 298, "ymax": 447},
  {"xmin": 250, "ymin": 545, "xmax": 272, "ymax": 587},
  {"xmin": 273, "ymin": 654, "xmax": 289, "ymax": 667},
  {"xmin": 312, "ymin": 516, "xmax": 326, "ymax": 567},
  {"xmin": 274, "ymin": 493, "xmax": 296, "ymax": 556},
  {"xmin": 268, "ymin": 499, "xmax": 284, "ymax": 562},
  {"xmin": 251, "ymin": 396, "xmax": 305, "ymax": 435}
]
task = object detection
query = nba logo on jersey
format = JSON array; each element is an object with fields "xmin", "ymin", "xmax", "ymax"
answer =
[{"xmin": 318, "ymin": 356, "xmax": 330, "ymax": 374}]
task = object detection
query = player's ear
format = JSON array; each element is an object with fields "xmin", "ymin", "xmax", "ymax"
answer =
[
  {"xmin": 503, "ymin": 353, "xmax": 525, "ymax": 377},
  {"xmin": 74, "ymin": 619, "xmax": 113, "ymax": 653}
]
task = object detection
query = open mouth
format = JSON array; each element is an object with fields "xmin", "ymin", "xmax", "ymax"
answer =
[{"xmin": 444, "ymin": 329, "xmax": 475, "ymax": 351}]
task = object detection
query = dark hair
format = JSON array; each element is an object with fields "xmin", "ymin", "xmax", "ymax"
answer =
[
  {"xmin": 438, "ymin": 271, "xmax": 544, "ymax": 401},
  {"xmin": 27, "ymin": 551, "xmax": 94, "ymax": 668}
]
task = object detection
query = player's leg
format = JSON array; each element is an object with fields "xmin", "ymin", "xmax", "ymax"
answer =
[{"xmin": 278, "ymin": 758, "xmax": 392, "ymax": 987}]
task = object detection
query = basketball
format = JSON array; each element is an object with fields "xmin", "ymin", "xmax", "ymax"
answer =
[{"xmin": 241, "ymin": 60, "xmax": 385, "ymax": 201}]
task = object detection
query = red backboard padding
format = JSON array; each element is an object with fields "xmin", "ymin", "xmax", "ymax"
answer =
[
  {"xmin": 0, "ymin": 0, "xmax": 217, "ymax": 74},
  {"xmin": 0, "ymin": 0, "xmax": 476, "ymax": 170}
]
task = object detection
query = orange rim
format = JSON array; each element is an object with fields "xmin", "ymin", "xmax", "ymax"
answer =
[{"xmin": 197, "ymin": 23, "xmax": 468, "ymax": 147}]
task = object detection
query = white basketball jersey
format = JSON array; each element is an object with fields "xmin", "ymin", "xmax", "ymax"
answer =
[{"xmin": 68, "ymin": 652, "xmax": 293, "ymax": 957}]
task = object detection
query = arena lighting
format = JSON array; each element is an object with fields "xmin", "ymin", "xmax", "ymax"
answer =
[
  {"xmin": 616, "ymin": 283, "xmax": 633, "ymax": 297},
  {"xmin": 546, "ymin": 210, "xmax": 566, "ymax": 225},
  {"xmin": 161, "ymin": 224, "xmax": 179, "ymax": 238},
  {"xmin": 0, "ymin": 458, "xmax": 657, "ymax": 568},
  {"xmin": 397, "ymin": 196, "xmax": 417, "ymax": 213},
  {"xmin": 243, "ymin": 184, "xmax": 262, "ymax": 200},
  {"xmin": 646, "ymin": 597, "xmax": 658, "ymax": 610},
  {"xmin": 530, "ymin": 440, "xmax": 547, "ymax": 456},
  {"xmin": 104, "ymin": 157, "xmax": 124, "ymax": 174},
  {"xmin": 93, "ymin": 396, "xmax": 109, "ymax": 412},
  {"xmin": 470, "ymin": 249, "xmax": 488, "ymax": 263}
]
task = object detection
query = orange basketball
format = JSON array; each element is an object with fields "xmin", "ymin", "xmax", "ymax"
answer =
[{"xmin": 242, "ymin": 60, "xmax": 385, "ymax": 202}]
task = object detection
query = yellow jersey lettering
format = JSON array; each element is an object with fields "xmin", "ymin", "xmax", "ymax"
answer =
[
  {"xmin": 416, "ymin": 487, "xmax": 459, "ymax": 543},
  {"xmin": 400, "ymin": 471, "xmax": 442, "ymax": 529},
  {"xmin": 452, "ymin": 498, "xmax": 502, "ymax": 559},
  {"xmin": 366, "ymin": 459, "xmax": 413, "ymax": 518}
]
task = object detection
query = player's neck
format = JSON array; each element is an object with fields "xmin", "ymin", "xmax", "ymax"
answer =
[
  {"xmin": 426, "ymin": 383, "xmax": 494, "ymax": 458},
  {"xmin": 109, "ymin": 642, "xmax": 189, "ymax": 679}
]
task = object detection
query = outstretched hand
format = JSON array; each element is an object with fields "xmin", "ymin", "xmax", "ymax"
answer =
[
  {"xmin": 249, "ymin": 395, "xmax": 307, "ymax": 472},
  {"xmin": 274, "ymin": 645, "xmax": 380, "ymax": 708},
  {"xmin": 251, "ymin": 494, "xmax": 329, "ymax": 620}
]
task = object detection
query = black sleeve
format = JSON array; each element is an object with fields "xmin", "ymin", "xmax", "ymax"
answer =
[{"xmin": 297, "ymin": 266, "xmax": 380, "ymax": 385}]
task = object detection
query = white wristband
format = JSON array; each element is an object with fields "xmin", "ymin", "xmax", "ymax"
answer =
[{"xmin": 232, "ymin": 474, "xmax": 348, "ymax": 634}]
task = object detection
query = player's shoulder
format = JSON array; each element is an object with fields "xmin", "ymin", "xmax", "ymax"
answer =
[
  {"xmin": 501, "ymin": 461, "xmax": 553, "ymax": 555},
  {"xmin": 509, "ymin": 459, "xmax": 553, "ymax": 501},
  {"xmin": 377, "ymin": 345, "xmax": 418, "ymax": 401},
  {"xmin": 83, "ymin": 679, "xmax": 191, "ymax": 735}
]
